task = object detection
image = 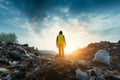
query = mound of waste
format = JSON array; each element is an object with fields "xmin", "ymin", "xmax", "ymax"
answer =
[
  {"xmin": 0, "ymin": 41, "xmax": 120, "ymax": 80},
  {"xmin": 0, "ymin": 41, "xmax": 55, "ymax": 80}
]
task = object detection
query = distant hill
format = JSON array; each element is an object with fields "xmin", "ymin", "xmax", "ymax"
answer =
[
  {"xmin": 39, "ymin": 50, "xmax": 57, "ymax": 54},
  {"xmin": 38, "ymin": 50, "xmax": 57, "ymax": 59}
]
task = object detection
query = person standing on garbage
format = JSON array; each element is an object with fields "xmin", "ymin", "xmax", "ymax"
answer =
[{"xmin": 56, "ymin": 31, "xmax": 66, "ymax": 57}]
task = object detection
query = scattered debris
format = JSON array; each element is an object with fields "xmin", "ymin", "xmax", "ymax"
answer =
[
  {"xmin": 0, "ymin": 41, "xmax": 120, "ymax": 80},
  {"xmin": 76, "ymin": 68, "xmax": 88, "ymax": 80}
]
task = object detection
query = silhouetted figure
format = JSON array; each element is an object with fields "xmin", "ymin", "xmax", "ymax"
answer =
[{"xmin": 56, "ymin": 31, "xmax": 66, "ymax": 57}]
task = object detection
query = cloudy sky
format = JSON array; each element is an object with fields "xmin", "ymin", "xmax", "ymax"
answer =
[{"xmin": 0, "ymin": 0, "xmax": 120, "ymax": 53}]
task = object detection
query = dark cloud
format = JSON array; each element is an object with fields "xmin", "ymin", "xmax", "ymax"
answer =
[
  {"xmin": 9, "ymin": 0, "xmax": 68, "ymax": 21},
  {"xmin": 9, "ymin": 0, "xmax": 120, "ymax": 21},
  {"xmin": 7, "ymin": 0, "xmax": 120, "ymax": 34},
  {"xmin": 69, "ymin": 0, "xmax": 120, "ymax": 15}
]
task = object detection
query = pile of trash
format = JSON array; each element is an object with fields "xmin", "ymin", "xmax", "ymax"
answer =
[
  {"xmin": 26, "ymin": 41, "xmax": 120, "ymax": 80},
  {"xmin": 0, "ymin": 41, "xmax": 120, "ymax": 80},
  {"xmin": 0, "ymin": 41, "xmax": 55, "ymax": 80},
  {"xmin": 27, "ymin": 57, "xmax": 120, "ymax": 80}
]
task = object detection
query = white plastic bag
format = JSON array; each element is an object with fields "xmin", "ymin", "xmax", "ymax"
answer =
[
  {"xmin": 76, "ymin": 68, "xmax": 88, "ymax": 80},
  {"xmin": 93, "ymin": 50, "xmax": 110, "ymax": 65}
]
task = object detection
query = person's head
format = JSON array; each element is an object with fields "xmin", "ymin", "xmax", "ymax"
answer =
[{"xmin": 59, "ymin": 31, "xmax": 63, "ymax": 35}]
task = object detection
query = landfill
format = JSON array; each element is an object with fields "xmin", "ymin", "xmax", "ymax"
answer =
[{"xmin": 0, "ymin": 41, "xmax": 120, "ymax": 80}]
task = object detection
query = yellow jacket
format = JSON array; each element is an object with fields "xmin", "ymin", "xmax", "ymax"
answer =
[{"xmin": 56, "ymin": 34, "xmax": 66, "ymax": 47}]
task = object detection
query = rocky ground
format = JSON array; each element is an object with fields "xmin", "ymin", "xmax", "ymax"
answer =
[{"xmin": 0, "ymin": 41, "xmax": 120, "ymax": 80}]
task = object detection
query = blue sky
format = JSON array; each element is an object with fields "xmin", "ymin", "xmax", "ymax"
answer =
[{"xmin": 0, "ymin": 0, "xmax": 120, "ymax": 53}]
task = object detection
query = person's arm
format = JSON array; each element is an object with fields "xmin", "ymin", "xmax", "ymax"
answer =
[
  {"xmin": 56, "ymin": 36, "xmax": 58, "ymax": 47},
  {"xmin": 63, "ymin": 35, "xmax": 66, "ymax": 47}
]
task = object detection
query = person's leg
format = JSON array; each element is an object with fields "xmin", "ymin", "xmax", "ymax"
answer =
[
  {"xmin": 61, "ymin": 46, "xmax": 64, "ymax": 57},
  {"xmin": 58, "ymin": 46, "xmax": 61, "ymax": 57},
  {"xmin": 59, "ymin": 45, "xmax": 63, "ymax": 57}
]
